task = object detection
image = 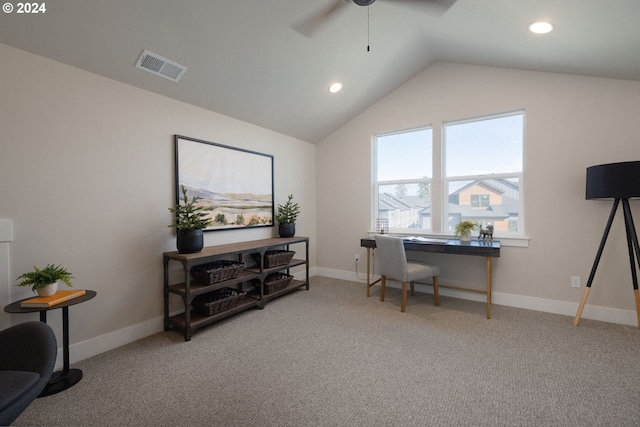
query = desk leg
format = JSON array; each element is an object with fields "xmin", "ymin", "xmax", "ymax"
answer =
[
  {"xmin": 366, "ymin": 247, "xmax": 371, "ymax": 297},
  {"xmin": 39, "ymin": 307, "xmax": 83, "ymax": 397},
  {"xmin": 486, "ymin": 256, "xmax": 492, "ymax": 320}
]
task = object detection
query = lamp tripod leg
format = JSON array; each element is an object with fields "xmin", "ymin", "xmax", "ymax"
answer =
[
  {"xmin": 622, "ymin": 199, "xmax": 640, "ymax": 328},
  {"xmin": 574, "ymin": 199, "xmax": 620, "ymax": 327},
  {"xmin": 635, "ymin": 289, "xmax": 640, "ymax": 329},
  {"xmin": 573, "ymin": 287, "xmax": 591, "ymax": 326}
]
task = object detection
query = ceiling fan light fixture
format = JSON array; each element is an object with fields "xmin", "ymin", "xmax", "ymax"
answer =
[
  {"xmin": 329, "ymin": 82, "xmax": 343, "ymax": 93},
  {"xmin": 353, "ymin": 0, "xmax": 376, "ymax": 6},
  {"xmin": 529, "ymin": 21, "xmax": 554, "ymax": 34}
]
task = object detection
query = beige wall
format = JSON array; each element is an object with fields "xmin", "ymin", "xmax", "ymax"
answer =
[
  {"xmin": 317, "ymin": 62, "xmax": 640, "ymax": 321},
  {"xmin": 3, "ymin": 40, "xmax": 640, "ymax": 359},
  {"xmin": 0, "ymin": 43, "xmax": 316, "ymax": 353}
]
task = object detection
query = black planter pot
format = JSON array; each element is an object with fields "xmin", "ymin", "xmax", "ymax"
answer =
[
  {"xmin": 278, "ymin": 223, "xmax": 296, "ymax": 238},
  {"xmin": 177, "ymin": 229, "xmax": 204, "ymax": 254}
]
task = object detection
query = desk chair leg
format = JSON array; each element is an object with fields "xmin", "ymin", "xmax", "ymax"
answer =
[
  {"xmin": 366, "ymin": 248, "xmax": 372, "ymax": 297},
  {"xmin": 433, "ymin": 276, "xmax": 440, "ymax": 306},
  {"xmin": 380, "ymin": 276, "xmax": 386, "ymax": 302},
  {"xmin": 486, "ymin": 256, "xmax": 492, "ymax": 320},
  {"xmin": 410, "ymin": 281, "xmax": 415, "ymax": 296},
  {"xmin": 401, "ymin": 282, "xmax": 408, "ymax": 313}
]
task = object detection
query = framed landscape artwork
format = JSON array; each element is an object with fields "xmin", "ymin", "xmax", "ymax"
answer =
[{"xmin": 174, "ymin": 135, "xmax": 274, "ymax": 231}]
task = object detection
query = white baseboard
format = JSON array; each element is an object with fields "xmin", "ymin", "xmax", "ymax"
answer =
[
  {"xmin": 61, "ymin": 316, "xmax": 163, "ymax": 370},
  {"xmin": 316, "ymin": 267, "xmax": 638, "ymax": 327},
  {"xmin": 293, "ymin": 266, "xmax": 318, "ymax": 281},
  {"xmin": 492, "ymin": 291, "xmax": 637, "ymax": 326},
  {"xmin": 316, "ymin": 266, "xmax": 371, "ymax": 283}
]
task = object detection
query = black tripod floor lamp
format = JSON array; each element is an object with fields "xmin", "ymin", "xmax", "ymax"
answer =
[{"xmin": 574, "ymin": 161, "xmax": 640, "ymax": 327}]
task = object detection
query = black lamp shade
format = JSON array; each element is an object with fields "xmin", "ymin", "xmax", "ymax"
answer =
[{"xmin": 586, "ymin": 161, "xmax": 640, "ymax": 200}]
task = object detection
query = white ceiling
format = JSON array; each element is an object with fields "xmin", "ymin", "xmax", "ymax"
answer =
[{"xmin": 1, "ymin": 0, "xmax": 639, "ymax": 143}]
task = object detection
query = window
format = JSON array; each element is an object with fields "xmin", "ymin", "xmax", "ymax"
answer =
[
  {"xmin": 471, "ymin": 194, "xmax": 490, "ymax": 208},
  {"xmin": 444, "ymin": 112, "xmax": 524, "ymax": 235},
  {"xmin": 373, "ymin": 111, "xmax": 524, "ymax": 237},
  {"xmin": 374, "ymin": 128, "xmax": 432, "ymax": 232}
]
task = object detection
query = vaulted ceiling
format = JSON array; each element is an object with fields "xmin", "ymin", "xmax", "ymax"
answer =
[{"xmin": 1, "ymin": 0, "xmax": 639, "ymax": 143}]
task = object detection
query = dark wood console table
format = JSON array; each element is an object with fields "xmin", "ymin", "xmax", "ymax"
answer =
[
  {"xmin": 4, "ymin": 290, "xmax": 97, "ymax": 396},
  {"xmin": 164, "ymin": 237, "xmax": 309, "ymax": 341},
  {"xmin": 361, "ymin": 236, "xmax": 500, "ymax": 318}
]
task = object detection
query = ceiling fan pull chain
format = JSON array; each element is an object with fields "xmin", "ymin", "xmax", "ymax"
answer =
[{"xmin": 367, "ymin": 5, "xmax": 370, "ymax": 52}]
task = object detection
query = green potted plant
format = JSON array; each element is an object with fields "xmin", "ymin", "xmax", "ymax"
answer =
[
  {"xmin": 454, "ymin": 220, "xmax": 478, "ymax": 242},
  {"xmin": 274, "ymin": 194, "xmax": 300, "ymax": 238},
  {"xmin": 16, "ymin": 264, "xmax": 73, "ymax": 297},
  {"xmin": 169, "ymin": 185, "xmax": 212, "ymax": 253}
]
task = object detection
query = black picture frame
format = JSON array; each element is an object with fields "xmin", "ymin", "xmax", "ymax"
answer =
[{"xmin": 174, "ymin": 135, "xmax": 274, "ymax": 232}]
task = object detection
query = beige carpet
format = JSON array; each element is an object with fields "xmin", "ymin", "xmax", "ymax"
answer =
[{"xmin": 16, "ymin": 276, "xmax": 640, "ymax": 426}]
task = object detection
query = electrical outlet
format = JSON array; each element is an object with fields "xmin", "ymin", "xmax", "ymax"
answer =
[
  {"xmin": 355, "ymin": 254, "xmax": 360, "ymax": 263},
  {"xmin": 571, "ymin": 276, "xmax": 581, "ymax": 288}
]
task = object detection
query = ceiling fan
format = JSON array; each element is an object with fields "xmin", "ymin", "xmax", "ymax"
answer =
[{"xmin": 293, "ymin": 0, "xmax": 457, "ymax": 37}]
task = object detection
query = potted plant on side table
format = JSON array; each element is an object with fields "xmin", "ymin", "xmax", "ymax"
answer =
[
  {"xmin": 274, "ymin": 194, "xmax": 300, "ymax": 238},
  {"xmin": 16, "ymin": 264, "xmax": 74, "ymax": 296},
  {"xmin": 454, "ymin": 220, "xmax": 478, "ymax": 242},
  {"xmin": 169, "ymin": 185, "xmax": 212, "ymax": 254}
]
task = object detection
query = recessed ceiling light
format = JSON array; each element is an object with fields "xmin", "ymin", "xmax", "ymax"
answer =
[
  {"xmin": 529, "ymin": 21, "xmax": 554, "ymax": 34},
  {"xmin": 328, "ymin": 82, "xmax": 343, "ymax": 94}
]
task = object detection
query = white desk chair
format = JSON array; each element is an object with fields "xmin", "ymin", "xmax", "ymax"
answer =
[{"xmin": 374, "ymin": 235, "xmax": 440, "ymax": 312}]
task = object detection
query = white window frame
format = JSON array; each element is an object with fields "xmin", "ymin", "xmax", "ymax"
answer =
[
  {"xmin": 442, "ymin": 111, "xmax": 525, "ymax": 238},
  {"xmin": 372, "ymin": 127, "xmax": 433, "ymax": 234},
  {"xmin": 372, "ymin": 111, "xmax": 527, "ymax": 245}
]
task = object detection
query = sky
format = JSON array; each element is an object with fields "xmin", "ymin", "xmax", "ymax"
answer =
[
  {"xmin": 377, "ymin": 128, "xmax": 432, "ymax": 181},
  {"xmin": 377, "ymin": 112, "xmax": 523, "ymax": 181},
  {"xmin": 178, "ymin": 137, "xmax": 272, "ymax": 195}
]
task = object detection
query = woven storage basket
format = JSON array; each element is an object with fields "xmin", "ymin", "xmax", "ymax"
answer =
[
  {"xmin": 191, "ymin": 260, "xmax": 244, "ymax": 284},
  {"xmin": 252, "ymin": 250, "xmax": 295, "ymax": 268},
  {"xmin": 263, "ymin": 272, "xmax": 293, "ymax": 294},
  {"xmin": 191, "ymin": 288, "xmax": 246, "ymax": 316}
]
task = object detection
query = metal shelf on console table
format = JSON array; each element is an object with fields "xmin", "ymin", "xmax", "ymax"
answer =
[
  {"xmin": 167, "ymin": 270, "xmax": 260, "ymax": 299},
  {"xmin": 249, "ymin": 279, "xmax": 308, "ymax": 305},
  {"xmin": 167, "ymin": 296, "xmax": 260, "ymax": 340},
  {"xmin": 163, "ymin": 237, "xmax": 309, "ymax": 292},
  {"xmin": 252, "ymin": 248, "xmax": 308, "ymax": 271},
  {"xmin": 245, "ymin": 258, "xmax": 308, "ymax": 276},
  {"xmin": 248, "ymin": 257, "xmax": 309, "ymax": 301}
]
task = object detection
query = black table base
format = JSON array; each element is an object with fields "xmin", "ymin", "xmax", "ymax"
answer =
[{"xmin": 40, "ymin": 368, "xmax": 83, "ymax": 397}]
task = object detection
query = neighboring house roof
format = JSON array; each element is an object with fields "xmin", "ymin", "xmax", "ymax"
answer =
[
  {"xmin": 448, "ymin": 196, "xmax": 519, "ymax": 220},
  {"xmin": 380, "ymin": 178, "xmax": 519, "ymax": 220},
  {"xmin": 448, "ymin": 178, "xmax": 519, "ymax": 219},
  {"xmin": 451, "ymin": 178, "xmax": 519, "ymax": 200},
  {"xmin": 397, "ymin": 194, "xmax": 431, "ymax": 209},
  {"xmin": 379, "ymin": 192, "xmax": 414, "ymax": 211}
]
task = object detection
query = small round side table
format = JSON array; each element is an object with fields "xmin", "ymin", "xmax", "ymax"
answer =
[{"xmin": 4, "ymin": 290, "xmax": 97, "ymax": 396}]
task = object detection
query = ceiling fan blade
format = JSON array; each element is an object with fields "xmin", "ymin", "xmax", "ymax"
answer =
[
  {"xmin": 293, "ymin": 0, "xmax": 350, "ymax": 37},
  {"xmin": 385, "ymin": 0, "xmax": 457, "ymax": 16}
]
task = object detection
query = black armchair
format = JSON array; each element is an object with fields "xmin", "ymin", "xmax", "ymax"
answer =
[{"xmin": 0, "ymin": 321, "xmax": 57, "ymax": 426}]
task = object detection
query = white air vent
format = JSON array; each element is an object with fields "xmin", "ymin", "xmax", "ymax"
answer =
[{"xmin": 135, "ymin": 50, "xmax": 187, "ymax": 82}]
